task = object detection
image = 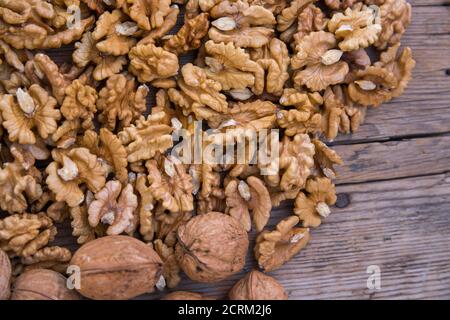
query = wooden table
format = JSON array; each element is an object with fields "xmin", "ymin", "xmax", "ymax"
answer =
[{"xmin": 47, "ymin": 0, "xmax": 450, "ymax": 299}]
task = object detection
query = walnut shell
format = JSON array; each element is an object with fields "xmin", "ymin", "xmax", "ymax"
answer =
[
  {"xmin": 11, "ymin": 269, "xmax": 80, "ymax": 300},
  {"xmin": 229, "ymin": 270, "xmax": 288, "ymax": 300},
  {"xmin": 70, "ymin": 235, "xmax": 163, "ymax": 300},
  {"xmin": 162, "ymin": 291, "xmax": 213, "ymax": 300},
  {"xmin": 0, "ymin": 249, "xmax": 11, "ymax": 300},
  {"xmin": 175, "ymin": 211, "xmax": 248, "ymax": 282}
]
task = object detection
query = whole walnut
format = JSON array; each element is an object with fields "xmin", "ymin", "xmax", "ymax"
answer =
[
  {"xmin": 11, "ymin": 269, "xmax": 80, "ymax": 300},
  {"xmin": 229, "ymin": 270, "xmax": 288, "ymax": 300},
  {"xmin": 0, "ymin": 249, "xmax": 11, "ymax": 300},
  {"xmin": 162, "ymin": 291, "xmax": 213, "ymax": 300},
  {"xmin": 70, "ymin": 235, "xmax": 163, "ymax": 300},
  {"xmin": 175, "ymin": 212, "xmax": 248, "ymax": 282}
]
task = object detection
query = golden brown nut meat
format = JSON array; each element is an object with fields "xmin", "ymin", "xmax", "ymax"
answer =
[
  {"xmin": 118, "ymin": 112, "xmax": 173, "ymax": 163},
  {"xmin": 312, "ymin": 139, "xmax": 344, "ymax": 179},
  {"xmin": 88, "ymin": 180, "xmax": 138, "ymax": 236},
  {"xmin": 78, "ymin": 129, "xmax": 129, "ymax": 185},
  {"xmin": 277, "ymin": 88, "xmax": 323, "ymax": 136},
  {"xmin": 11, "ymin": 269, "xmax": 80, "ymax": 300},
  {"xmin": 294, "ymin": 177, "xmax": 337, "ymax": 227},
  {"xmin": 97, "ymin": 74, "xmax": 149, "ymax": 131},
  {"xmin": 291, "ymin": 31, "xmax": 349, "ymax": 91},
  {"xmin": 202, "ymin": 40, "xmax": 264, "ymax": 95},
  {"xmin": 0, "ymin": 160, "xmax": 43, "ymax": 214},
  {"xmin": 175, "ymin": 212, "xmax": 248, "ymax": 282},
  {"xmin": 277, "ymin": 0, "xmax": 317, "ymax": 42},
  {"xmin": 374, "ymin": 43, "xmax": 415, "ymax": 99},
  {"xmin": 0, "ymin": 85, "xmax": 60, "ymax": 145},
  {"xmin": 117, "ymin": 0, "xmax": 172, "ymax": 31},
  {"xmin": 225, "ymin": 176, "xmax": 272, "ymax": 232},
  {"xmin": 261, "ymin": 133, "xmax": 316, "ymax": 193},
  {"xmin": 0, "ymin": 0, "xmax": 94, "ymax": 50},
  {"xmin": 374, "ymin": 0, "xmax": 411, "ymax": 50},
  {"xmin": 20, "ymin": 246, "xmax": 72, "ymax": 273},
  {"xmin": 255, "ymin": 215, "xmax": 310, "ymax": 271},
  {"xmin": 153, "ymin": 239, "xmax": 180, "ymax": 288},
  {"xmin": 292, "ymin": 4, "xmax": 328, "ymax": 45},
  {"xmin": 128, "ymin": 43, "xmax": 179, "ymax": 84},
  {"xmin": 208, "ymin": 0, "xmax": 276, "ymax": 48},
  {"xmin": 46, "ymin": 148, "xmax": 107, "ymax": 207},
  {"xmin": 168, "ymin": 63, "xmax": 228, "ymax": 121},
  {"xmin": 229, "ymin": 270, "xmax": 288, "ymax": 300},
  {"xmin": 163, "ymin": 13, "xmax": 209, "ymax": 54},
  {"xmin": 0, "ymin": 213, "xmax": 56, "ymax": 257},
  {"xmin": 60, "ymin": 79, "xmax": 98, "ymax": 131},
  {"xmin": 347, "ymin": 65, "xmax": 398, "ymax": 107},
  {"xmin": 328, "ymin": 3, "xmax": 382, "ymax": 51}
]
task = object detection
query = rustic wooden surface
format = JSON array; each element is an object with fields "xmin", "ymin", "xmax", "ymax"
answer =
[{"xmin": 43, "ymin": 0, "xmax": 450, "ymax": 300}]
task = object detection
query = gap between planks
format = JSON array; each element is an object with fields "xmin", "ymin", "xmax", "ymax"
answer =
[{"xmin": 334, "ymin": 134, "xmax": 450, "ymax": 185}]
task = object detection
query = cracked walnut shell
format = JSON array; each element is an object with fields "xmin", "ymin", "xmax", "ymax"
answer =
[
  {"xmin": 70, "ymin": 235, "xmax": 163, "ymax": 300},
  {"xmin": 255, "ymin": 215, "xmax": 310, "ymax": 271},
  {"xmin": 0, "ymin": 248, "xmax": 11, "ymax": 300},
  {"xmin": 162, "ymin": 291, "xmax": 213, "ymax": 300},
  {"xmin": 176, "ymin": 211, "xmax": 248, "ymax": 282},
  {"xmin": 11, "ymin": 269, "xmax": 80, "ymax": 300},
  {"xmin": 229, "ymin": 269, "xmax": 288, "ymax": 300}
]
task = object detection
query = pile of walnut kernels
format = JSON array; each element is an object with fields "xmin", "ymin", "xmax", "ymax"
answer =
[{"xmin": 0, "ymin": 0, "xmax": 414, "ymax": 300}]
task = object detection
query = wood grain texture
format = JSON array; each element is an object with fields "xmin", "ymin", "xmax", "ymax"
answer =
[{"xmin": 334, "ymin": 135, "xmax": 450, "ymax": 184}]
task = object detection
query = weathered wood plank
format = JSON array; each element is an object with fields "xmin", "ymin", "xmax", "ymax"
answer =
[
  {"xmin": 408, "ymin": 5, "xmax": 450, "ymax": 35},
  {"xmin": 333, "ymin": 135, "xmax": 450, "ymax": 184},
  {"xmin": 410, "ymin": 0, "xmax": 450, "ymax": 6},
  {"xmin": 139, "ymin": 173, "xmax": 450, "ymax": 300}
]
